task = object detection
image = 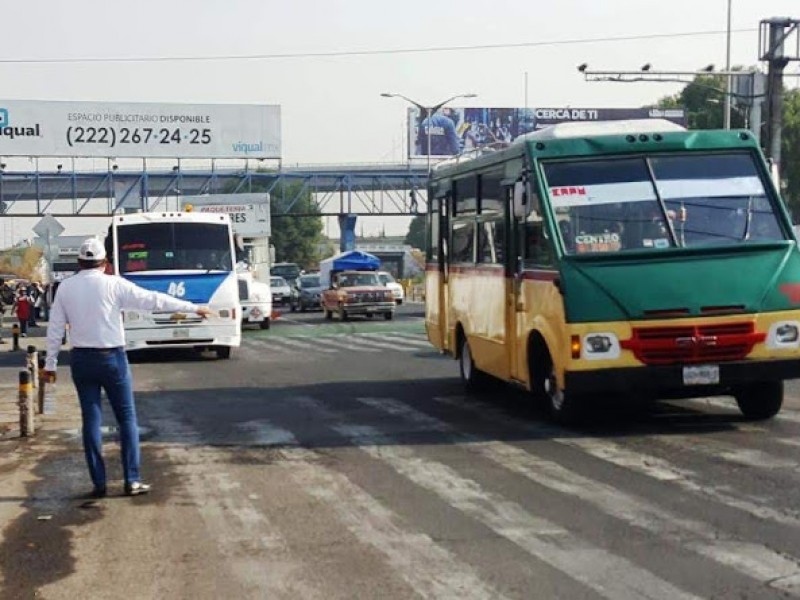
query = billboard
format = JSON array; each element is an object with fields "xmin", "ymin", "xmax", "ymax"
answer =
[
  {"xmin": 0, "ymin": 100, "xmax": 281, "ymax": 159},
  {"xmin": 408, "ymin": 106, "xmax": 687, "ymax": 158}
]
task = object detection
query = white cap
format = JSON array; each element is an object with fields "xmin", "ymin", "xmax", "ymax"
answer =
[{"xmin": 78, "ymin": 238, "xmax": 107, "ymax": 261}]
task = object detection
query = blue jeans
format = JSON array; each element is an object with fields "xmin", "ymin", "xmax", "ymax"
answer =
[{"xmin": 70, "ymin": 348, "xmax": 141, "ymax": 489}]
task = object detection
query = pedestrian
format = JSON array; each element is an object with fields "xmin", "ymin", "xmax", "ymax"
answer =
[
  {"xmin": 13, "ymin": 290, "xmax": 32, "ymax": 337},
  {"xmin": 27, "ymin": 282, "xmax": 39, "ymax": 327},
  {"xmin": 44, "ymin": 238, "xmax": 214, "ymax": 498}
]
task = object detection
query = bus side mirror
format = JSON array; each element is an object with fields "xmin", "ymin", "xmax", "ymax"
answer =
[{"xmin": 512, "ymin": 181, "xmax": 529, "ymax": 219}]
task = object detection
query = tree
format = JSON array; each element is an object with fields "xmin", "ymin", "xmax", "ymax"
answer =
[
  {"xmin": 404, "ymin": 215, "xmax": 426, "ymax": 249},
  {"xmin": 655, "ymin": 74, "xmax": 746, "ymax": 130},
  {"xmin": 242, "ymin": 177, "xmax": 324, "ymax": 269},
  {"xmin": 782, "ymin": 89, "xmax": 800, "ymax": 215}
]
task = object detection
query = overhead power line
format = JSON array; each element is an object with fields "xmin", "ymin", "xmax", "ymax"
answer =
[{"xmin": 0, "ymin": 28, "xmax": 757, "ymax": 64}]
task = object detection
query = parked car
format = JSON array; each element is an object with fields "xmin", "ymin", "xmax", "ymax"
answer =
[
  {"xmin": 270, "ymin": 276, "xmax": 292, "ymax": 306},
  {"xmin": 321, "ymin": 270, "xmax": 395, "ymax": 321},
  {"xmin": 377, "ymin": 271, "xmax": 404, "ymax": 305},
  {"xmin": 290, "ymin": 273, "xmax": 324, "ymax": 312}
]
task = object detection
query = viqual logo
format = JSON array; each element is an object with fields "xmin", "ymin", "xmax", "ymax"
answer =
[
  {"xmin": 0, "ymin": 108, "xmax": 43, "ymax": 139},
  {"xmin": 232, "ymin": 141, "xmax": 264, "ymax": 154}
]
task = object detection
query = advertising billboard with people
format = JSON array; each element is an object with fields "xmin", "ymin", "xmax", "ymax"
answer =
[{"xmin": 407, "ymin": 106, "xmax": 686, "ymax": 158}]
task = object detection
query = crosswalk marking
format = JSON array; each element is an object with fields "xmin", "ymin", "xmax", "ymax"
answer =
[
  {"xmin": 242, "ymin": 332, "xmax": 429, "ymax": 356},
  {"xmin": 286, "ymin": 396, "xmax": 701, "ymax": 600},
  {"xmin": 433, "ymin": 395, "xmax": 800, "ymax": 528},
  {"xmin": 236, "ymin": 414, "xmax": 511, "ymax": 599},
  {"xmin": 688, "ymin": 396, "xmax": 800, "ymax": 426},
  {"xmin": 245, "ymin": 338, "xmax": 294, "ymax": 354},
  {"xmin": 651, "ymin": 434, "xmax": 800, "ymax": 469},
  {"xmin": 375, "ymin": 334, "xmax": 432, "ymax": 348},
  {"xmin": 276, "ymin": 336, "xmax": 337, "ymax": 353},
  {"xmin": 354, "ymin": 397, "xmax": 800, "ymax": 593},
  {"xmin": 145, "ymin": 405, "xmax": 306, "ymax": 597},
  {"xmin": 347, "ymin": 335, "xmax": 418, "ymax": 352},
  {"xmin": 251, "ymin": 418, "xmax": 511, "ymax": 600}
]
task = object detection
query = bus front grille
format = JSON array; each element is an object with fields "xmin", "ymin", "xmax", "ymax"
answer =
[{"xmin": 620, "ymin": 322, "xmax": 765, "ymax": 365}]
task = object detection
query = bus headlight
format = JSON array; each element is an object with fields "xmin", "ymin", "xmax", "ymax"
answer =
[
  {"xmin": 768, "ymin": 321, "xmax": 800, "ymax": 348},
  {"xmin": 582, "ymin": 333, "xmax": 621, "ymax": 360},
  {"xmin": 124, "ymin": 311, "xmax": 141, "ymax": 323}
]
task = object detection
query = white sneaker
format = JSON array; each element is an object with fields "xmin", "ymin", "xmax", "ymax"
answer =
[{"xmin": 124, "ymin": 481, "xmax": 151, "ymax": 496}]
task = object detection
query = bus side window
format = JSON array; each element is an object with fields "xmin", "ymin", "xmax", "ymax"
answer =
[{"xmin": 521, "ymin": 186, "xmax": 556, "ymax": 269}]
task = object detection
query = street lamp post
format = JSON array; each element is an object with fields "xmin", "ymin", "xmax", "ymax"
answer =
[{"xmin": 380, "ymin": 92, "xmax": 477, "ymax": 174}]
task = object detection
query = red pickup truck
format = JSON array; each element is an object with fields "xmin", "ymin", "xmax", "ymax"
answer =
[{"xmin": 321, "ymin": 270, "xmax": 395, "ymax": 321}]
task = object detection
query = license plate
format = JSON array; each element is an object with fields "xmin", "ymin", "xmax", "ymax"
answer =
[
  {"xmin": 173, "ymin": 329, "xmax": 190, "ymax": 339},
  {"xmin": 366, "ymin": 306, "xmax": 377, "ymax": 312},
  {"xmin": 682, "ymin": 365, "xmax": 719, "ymax": 385}
]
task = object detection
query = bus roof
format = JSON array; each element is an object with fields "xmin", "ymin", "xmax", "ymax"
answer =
[
  {"xmin": 513, "ymin": 119, "xmax": 686, "ymax": 143},
  {"xmin": 112, "ymin": 211, "xmax": 232, "ymax": 226}
]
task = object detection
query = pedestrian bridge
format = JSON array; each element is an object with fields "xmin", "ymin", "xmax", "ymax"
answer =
[{"xmin": 0, "ymin": 163, "xmax": 429, "ymax": 217}]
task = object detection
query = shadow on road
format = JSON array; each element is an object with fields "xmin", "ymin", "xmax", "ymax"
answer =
[{"xmin": 133, "ymin": 377, "xmax": 744, "ymax": 455}]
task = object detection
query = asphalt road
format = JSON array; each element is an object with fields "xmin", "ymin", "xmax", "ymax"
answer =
[{"xmin": 4, "ymin": 303, "xmax": 800, "ymax": 598}]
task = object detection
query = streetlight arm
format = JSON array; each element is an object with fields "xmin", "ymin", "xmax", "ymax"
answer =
[
  {"xmin": 431, "ymin": 94, "xmax": 470, "ymax": 113},
  {"xmin": 381, "ymin": 93, "xmax": 426, "ymax": 113},
  {"xmin": 383, "ymin": 92, "xmax": 476, "ymax": 115}
]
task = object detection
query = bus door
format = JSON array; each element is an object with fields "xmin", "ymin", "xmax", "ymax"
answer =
[
  {"xmin": 509, "ymin": 176, "xmax": 558, "ymax": 383},
  {"xmin": 425, "ymin": 192, "xmax": 450, "ymax": 351}
]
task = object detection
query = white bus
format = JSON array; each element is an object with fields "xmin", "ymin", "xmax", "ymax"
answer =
[{"xmin": 107, "ymin": 211, "xmax": 242, "ymax": 359}]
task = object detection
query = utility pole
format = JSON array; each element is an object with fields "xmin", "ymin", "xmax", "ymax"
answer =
[
  {"xmin": 759, "ymin": 18, "xmax": 800, "ymax": 181},
  {"xmin": 724, "ymin": 0, "xmax": 733, "ymax": 129}
]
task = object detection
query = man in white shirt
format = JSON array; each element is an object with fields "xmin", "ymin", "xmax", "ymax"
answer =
[{"xmin": 45, "ymin": 238, "xmax": 213, "ymax": 498}]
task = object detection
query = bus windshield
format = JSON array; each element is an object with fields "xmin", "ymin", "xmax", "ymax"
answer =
[
  {"xmin": 543, "ymin": 152, "xmax": 785, "ymax": 255},
  {"xmin": 117, "ymin": 222, "xmax": 233, "ymax": 273}
]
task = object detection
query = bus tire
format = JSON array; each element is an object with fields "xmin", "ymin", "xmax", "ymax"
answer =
[
  {"xmin": 384, "ymin": 312, "xmax": 394, "ymax": 321},
  {"xmin": 216, "ymin": 346, "xmax": 232, "ymax": 360},
  {"xmin": 260, "ymin": 318, "xmax": 270, "ymax": 330},
  {"xmin": 459, "ymin": 336, "xmax": 487, "ymax": 392},
  {"xmin": 734, "ymin": 381, "xmax": 783, "ymax": 420},
  {"xmin": 324, "ymin": 308, "xmax": 332, "ymax": 320},
  {"xmin": 531, "ymin": 346, "xmax": 581, "ymax": 424}
]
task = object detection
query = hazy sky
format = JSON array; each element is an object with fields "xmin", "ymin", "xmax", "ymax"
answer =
[{"xmin": 2, "ymin": 0, "xmax": 800, "ymax": 241}]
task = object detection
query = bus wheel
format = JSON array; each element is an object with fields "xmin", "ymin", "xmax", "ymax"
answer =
[
  {"xmin": 533, "ymin": 352, "xmax": 581, "ymax": 424},
  {"xmin": 734, "ymin": 381, "xmax": 783, "ymax": 420},
  {"xmin": 216, "ymin": 346, "xmax": 232, "ymax": 360},
  {"xmin": 260, "ymin": 318, "xmax": 270, "ymax": 330},
  {"xmin": 324, "ymin": 308, "xmax": 332, "ymax": 320},
  {"xmin": 459, "ymin": 336, "xmax": 487, "ymax": 392},
  {"xmin": 384, "ymin": 312, "xmax": 394, "ymax": 321}
]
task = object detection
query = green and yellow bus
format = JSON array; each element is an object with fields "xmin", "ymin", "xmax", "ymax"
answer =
[{"xmin": 425, "ymin": 119, "xmax": 800, "ymax": 421}]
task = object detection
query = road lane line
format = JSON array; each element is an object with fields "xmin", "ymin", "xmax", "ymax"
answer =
[
  {"xmin": 355, "ymin": 397, "xmax": 800, "ymax": 593},
  {"xmin": 286, "ymin": 397, "xmax": 701, "ymax": 600},
  {"xmin": 238, "ymin": 417, "xmax": 510, "ymax": 600},
  {"xmin": 432, "ymin": 396, "xmax": 800, "ymax": 528}
]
